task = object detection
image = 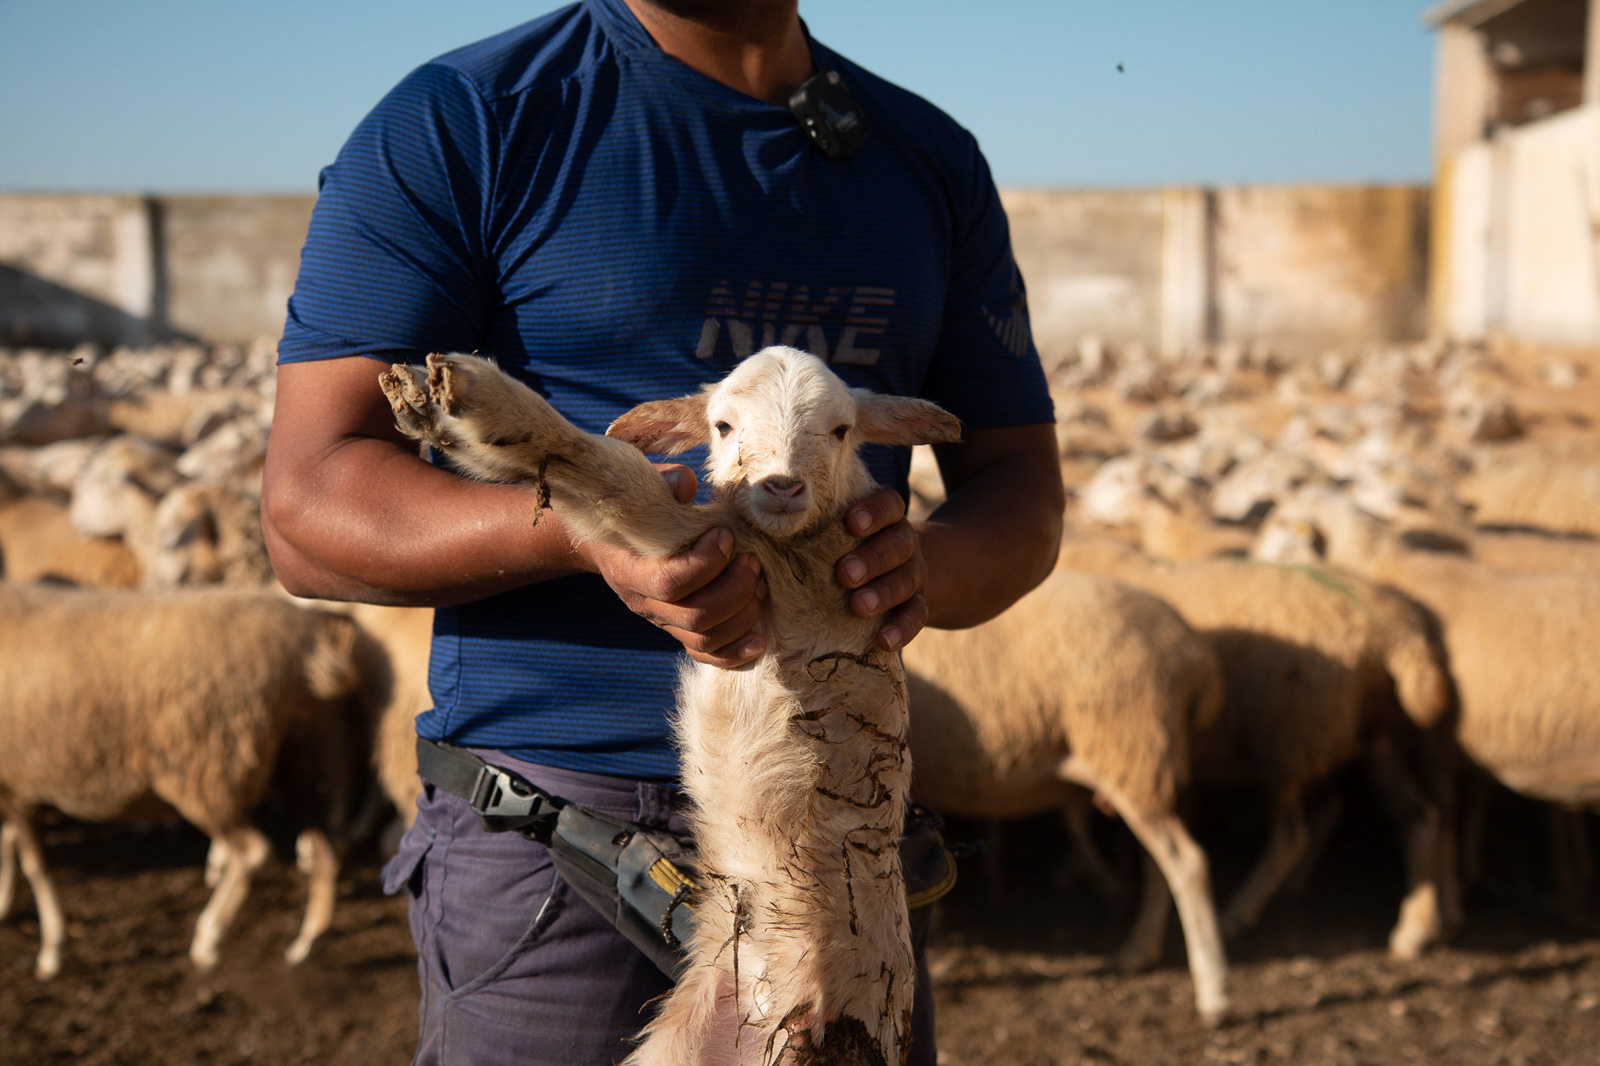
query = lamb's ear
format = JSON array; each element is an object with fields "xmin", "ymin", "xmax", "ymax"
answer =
[
  {"xmin": 852, "ymin": 390, "xmax": 963, "ymax": 447},
  {"xmin": 606, "ymin": 392, "xmax": 710, "ymax": 455}
]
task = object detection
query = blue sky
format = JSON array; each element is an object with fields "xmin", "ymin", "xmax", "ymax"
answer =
[{"xmin": 0, "ymin": 1, "xmax": 1438, "ymax": 192}]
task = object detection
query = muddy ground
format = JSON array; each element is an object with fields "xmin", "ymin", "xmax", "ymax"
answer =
[{"xmin": 5, "ymin": 780, "xmax": 1600, "ymax": 1066}]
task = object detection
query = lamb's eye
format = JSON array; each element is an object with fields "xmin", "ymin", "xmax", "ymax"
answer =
[
  {"xmin": 715, "ymin": 421, "xmax": 733, "ymax": 437},
  {"xmin": 832, "ymin": 425, "xmax": 850, "ymax": 441}
]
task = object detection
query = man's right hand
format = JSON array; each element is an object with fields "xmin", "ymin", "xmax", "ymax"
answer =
[{"xmin": 578, "ymin": 464, "xmax": 768, "ymax": 668}]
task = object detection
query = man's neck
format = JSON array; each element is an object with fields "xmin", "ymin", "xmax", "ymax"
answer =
[{"xmin": 621, "ymin": 0, "xmax": 813, "ymax": 106}]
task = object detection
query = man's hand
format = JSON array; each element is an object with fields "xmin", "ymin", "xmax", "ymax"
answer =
[
  {"xmin": 581, "ymin": 464, "xmax": 770, "ymax": 669},
  {"xmin": 836, "ymin": 486, "xmax": 927, "ymax": 652}
]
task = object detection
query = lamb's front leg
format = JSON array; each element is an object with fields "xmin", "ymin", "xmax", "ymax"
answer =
[{"xmin": 380, "ymin": 353, "xmax": 709, "ymax": 557}]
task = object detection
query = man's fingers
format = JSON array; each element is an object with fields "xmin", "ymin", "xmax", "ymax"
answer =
[
  {"xmin": 654, "ymin": 554, "xmax": 765, "ymax": 646},
  {"xmin": 875, "ymin": 592, "xmax": 929, "ymax": 653},
  {"xmin": 679, "ymin": 627, "xmax": 767, "ymax": 668},
  {"xmin": 838, "ymin": 520, "xmax": 917, "ymax": 590},
  {"xmin": 849, "ymin": 558, "xmax": 921, "ymax": 619},
  {"xmin": 655, "ymin": 462, "xmax": 698, "ymax": 504},
  {"xmin": 635, "ymin": 526, "xmax": 734, "ymax": 602},
  {"xmin": 844, "ymin": 485, "xmax": 906, "ymax": 539}
]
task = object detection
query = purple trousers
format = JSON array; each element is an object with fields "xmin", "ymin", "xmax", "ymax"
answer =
[{"xmin": 383, "ymin": 752, "xmax": 937, "ymax": 1066}]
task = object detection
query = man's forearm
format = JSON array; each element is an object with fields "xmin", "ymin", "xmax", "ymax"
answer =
[
  {"xmin": 262, "ymin": 434, "xmax": 586, "ymax": 607},
  {"xmin": 917, "ymin": 428, "xmax": 1064, "ymax": 630}
]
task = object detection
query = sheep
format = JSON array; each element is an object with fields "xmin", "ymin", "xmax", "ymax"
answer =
[
  {"xmin": 1457, "ymin": 444, "xmax": 1600, "ymax": 537},
  {"xmin": 901, "ymin": 567, "xmax": 1231, "ymax": 1025},
  {"xmin": 0, "ymin": 493, "xmax": 141, "ymax": 588},
  {"xmin": 378, "ymin": 346, "xmax": 962, "ymax": 1066},
  {"xmin": 1054, "ymin": 533, "xmax": 1456, "ymax": 960},
  {"xmin": 1255, "ymin": 489, "xmax": 1600, "ymax": 915},
  {"xmin": 0, "ymin": 583, "xmax": 375, "ymax": 979},
  {"xmin": 349, "ymin": 602, "xmax": 435, "ymax": 831}
]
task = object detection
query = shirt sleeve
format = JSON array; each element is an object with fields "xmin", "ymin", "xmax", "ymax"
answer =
[
  {"xmin": 918, "ymin": 134, "xmax": 1055, "ymax": 430},
  {"xmin": 278, "ymin": 63, "xmax": 499, "ymax": 363}
]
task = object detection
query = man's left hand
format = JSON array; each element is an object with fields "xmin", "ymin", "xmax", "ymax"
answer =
[{"xmin": 836, "ymin": 486, "xmax": 927, "ymax": 652}]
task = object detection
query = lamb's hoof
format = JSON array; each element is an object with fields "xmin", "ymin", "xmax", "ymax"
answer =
[
  {"xmin": 1197, "ymin": 1000, "xmax": 1233, "ymax": 1029},
  {"xmin": 379, "ymin": 364, "xmax": 447, "ymax": 446},
  {"xmin": 34, "ymin": 951, "xmax": 61, "ymax": 981},
  {"xmin": 190, "ymin": 943, "xmax": 220, "ymax": 971}
]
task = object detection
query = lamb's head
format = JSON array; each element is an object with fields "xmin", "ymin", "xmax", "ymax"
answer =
[{"xmin": 608, "ymin": 346, "xmax": 961, "ymax": 538}]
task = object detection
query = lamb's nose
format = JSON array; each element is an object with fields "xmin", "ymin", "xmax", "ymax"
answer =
[{"xmin": 762, "ymin": 475, "xmax": 805, "ymax": 499}]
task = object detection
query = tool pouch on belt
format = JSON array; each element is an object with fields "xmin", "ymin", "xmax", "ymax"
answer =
[
  {"xmin": 417, "ymin": 738, "xmax": 958, "ymax": 980},
  {"xmin": 545, "ymin": 804, "xmax": 700, "ymax": 978}
]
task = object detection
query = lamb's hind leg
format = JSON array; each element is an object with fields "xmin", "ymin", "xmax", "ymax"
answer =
[{"xmin": 380, "ymin": 354, "xmax": 709, "ymax": 556}]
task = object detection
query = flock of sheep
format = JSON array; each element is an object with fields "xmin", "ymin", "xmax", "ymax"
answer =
[{"xmin": 1, "ymin": 333, "xmax": 1597, "ymax": 1039}]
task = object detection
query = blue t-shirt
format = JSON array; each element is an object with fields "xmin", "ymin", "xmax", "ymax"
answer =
[{"xmin": 278, "ymin": 0, "xmax": 1053, "ymax": 781}]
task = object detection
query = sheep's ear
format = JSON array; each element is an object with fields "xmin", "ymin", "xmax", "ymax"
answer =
[
  {"xmin": 606, "ymin": 392, "xmax": 710, "ymax": 455},
  {"xmin": 852, "ymin": 391, "xmax": 962, "ymax": 447}
]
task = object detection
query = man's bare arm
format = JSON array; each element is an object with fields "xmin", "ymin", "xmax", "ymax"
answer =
[{"xmin": 260, "ymin": 357, "xmax": 766, "ymax": 664}]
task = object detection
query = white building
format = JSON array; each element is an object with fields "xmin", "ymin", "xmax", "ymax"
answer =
[{"xmin": 1427, "ymin": 0, "xmax": 1600, "ymax": 348}]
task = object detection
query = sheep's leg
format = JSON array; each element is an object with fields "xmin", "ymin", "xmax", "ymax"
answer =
[
  {"xmin": 1548, "ymin": 807, "xmax": 1592, "ymax": 910},
  {"xmin": 190, "ymin": 826, "xmax": 270, "ymax": 970},
  {"xmin": 379, "ymin": 354, "xmax": 711, "ymax": 558},
  {"xmin": 285, "ymin": 829, "xmax": 339, "ymax": 965},
  {"xmin": 1366, "ymin": 740, "xmax": 1445, "ymax": 959},
  {"xmin": 1059, "ymin": 757, "xmax": 1228, "ymax": 1026},
  {"xmin": 1220, "ymin": 793, "xmax": 1309, "ymax": 937},
  {"xmin": 1458, "ymin": 770, "xmax": 1491, "ymax": 887},
  {"xmin": 981, "ymin": 817, "xmax": 1005, "ymax": 904},
  {"xmin": 7, "ymin": 815, "xmax": 65, "ymax": 979},
  {"xmin": 204, "ymin": 838, "xmax": 228, "ymax": 888},
  {"xmin": 0, "ymin": 820, "xmax": 16, "ymax": 919},
  {"xmin": 1281, "ymin": 785, "xmax": 1343, "ymax": 896},
  {"xmin": 1113, "ymin": 850, "xmax": 1171, "ymax": 973},
  {"xmin": 1061, "ymin": 789, "xmax": 1127, "ymax": 904}
]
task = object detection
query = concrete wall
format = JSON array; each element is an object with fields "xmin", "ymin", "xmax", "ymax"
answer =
[
  {"xmin": 0, "ymin": 193, "xmax": 313, "ymax": 348},
  {"xmin": 1213, "ymin": 185, "xmax": 1430, "ymax": 353},
  {"xmin": 3, "ymin": 187, "xmax": 1430, "ymax": 356},
  {"xmin": 1005, "ymin": 184, "xmax": 1430, "ymax": 362},
  {"xmin": 161, "ymin": 196, "xmax": 314, "ymax": 343}
]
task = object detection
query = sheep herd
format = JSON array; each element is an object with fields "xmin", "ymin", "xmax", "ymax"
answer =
[{"xmin": 2, "ymin": 334, "xmax": 1598, "ymax": 1042}]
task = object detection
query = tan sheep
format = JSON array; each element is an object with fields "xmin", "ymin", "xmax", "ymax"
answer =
[
  {"xmin": 1056, "ymin": 534, "xmax": 1456, "ymax": 960},
  {"xmin": 903, "ymin": 567, "xmax": 1231, "ymax": 1025},
  {"xmin": 0, "ymin": 493, "xmax": 141, "ymax": 588},
  {"xmin": 1458, "ymin": 446, "xmax": 1600, "ymax": 538},
  {"xmin": 0, "ymin": 584, "xmax": 375, "ymax": 978},
  {"xmin": 348, "ymin": 602, "xmax": 435, "ymax": 830},
  {"xmin": 1255, "ymin": 491, "xmax": 1600, "ymax": 896}
]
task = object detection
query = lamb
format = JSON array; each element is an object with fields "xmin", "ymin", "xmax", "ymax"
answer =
[
  {"xmin": 901, "ymin": 567, "xmax": 1231, "ymax": 1025},
  {"xmin": 1054, "ymin": 534, "xmax": 1456, "ymax": 959},
  {"xmin": 377, "ymin": 346, "xmax": 961, "ymax": 1066},
  {"xmin": 0, "ymin": 583, "xmax": 375, "ymax": 979}
]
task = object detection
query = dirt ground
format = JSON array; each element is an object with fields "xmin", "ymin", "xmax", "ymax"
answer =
[{"xmin": 5, "ymin": 782, "xmax": 1600, "ymax": 1066}]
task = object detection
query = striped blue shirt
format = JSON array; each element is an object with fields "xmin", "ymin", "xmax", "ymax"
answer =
[{"xmin": 279, "ymin": 0, "xmax": 1053, "ymax": 780}]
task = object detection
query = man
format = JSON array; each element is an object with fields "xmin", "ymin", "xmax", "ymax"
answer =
[{"xmin": 261, "ymin": 0, "xmax": 1063, "ymax": 1062}]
